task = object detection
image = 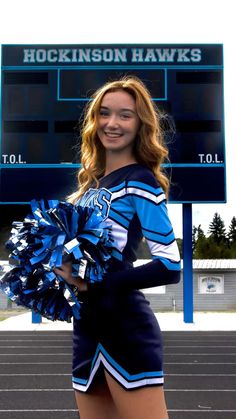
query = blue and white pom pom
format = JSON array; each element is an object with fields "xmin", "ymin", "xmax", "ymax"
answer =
[{"xmin": 0, "ymin": 199, "xmax": 113, "ymax": 322}]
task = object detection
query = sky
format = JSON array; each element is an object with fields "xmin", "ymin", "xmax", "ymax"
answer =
[{"xmin": 0, "ymin": 0, "xmax": 235, "ymax": 238}]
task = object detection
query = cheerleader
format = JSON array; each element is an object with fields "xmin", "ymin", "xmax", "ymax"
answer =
[{"xmin": 54, "ymin": 76, "xmax": 181, "ymax": 419}]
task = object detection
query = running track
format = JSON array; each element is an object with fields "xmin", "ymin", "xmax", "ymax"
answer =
[{"xmin": 0, "ymin": 331, "xmax": 235, "ymax": 419}]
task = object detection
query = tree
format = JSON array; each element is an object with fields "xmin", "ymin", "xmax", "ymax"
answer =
[
  {"xmin": 228, "ymin": 216, "xmax": 236, "ymax": 245},
  {"xmin": 193, "ymin": 226, "xmax": 208, "ymax": 259},
  {"xmin": 207, "ymin": 235, "xmax": 232, "ymax": 258},
  {"xmin": 197, "ymin": 224, "xmax": 205, "ymax": 239},
  {"xmin": 192, "ymin": 215, "xmax": 236, "ymax": 259},
  {"xmin": 227, "ymin": 216, "xmax": 236, "ymax": 258},
  {"xmin": 208, "ymin": 213, "xmax": 227, "ymax": 245},
  {"xmin": 192, "ymin": 226, "xmax": 197, "ymax": 253}
]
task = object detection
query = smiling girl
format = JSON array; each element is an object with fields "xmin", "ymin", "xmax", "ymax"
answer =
[{"xmin": 55, "ymin": 76, "xmax": 181, "ymax": 419}]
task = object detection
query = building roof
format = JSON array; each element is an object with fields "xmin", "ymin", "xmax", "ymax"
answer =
[
  {"xmin": 135, "ymin": 259, "xmax": 236, "ymax": 270},
  {"xmin": 192, "ymin": 259, "xmax": 236, "ymax": 270}
]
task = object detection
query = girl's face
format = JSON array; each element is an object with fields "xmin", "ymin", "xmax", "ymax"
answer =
[{"xmin": 97, "ymin": 90, "xmax": 140, "ymax": 156}]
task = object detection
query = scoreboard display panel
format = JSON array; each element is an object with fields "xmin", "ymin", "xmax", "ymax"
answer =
[{"xmin": 0, "ymin": 44, "xmax": 225, "ymax": 203}]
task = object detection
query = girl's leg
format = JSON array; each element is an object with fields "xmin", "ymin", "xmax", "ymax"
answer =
[
  {"xmin": 104, "ymin": 370, "xmax": 169, "ymax": 419},
  {"xmin": 74, "ymin": 371, "xmax": 120, "ymax": 419}
]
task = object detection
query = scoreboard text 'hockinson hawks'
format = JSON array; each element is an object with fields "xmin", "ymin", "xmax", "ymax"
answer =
[
  {"xmin": 0, "ymin": 44, "xmax": 225, "ymax": 203},
  {"xmin": 21, "ymin": 48, "xmax": 202, "ymax": 64}
]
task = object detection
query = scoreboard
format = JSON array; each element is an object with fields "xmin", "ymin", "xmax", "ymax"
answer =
[{"xmin": 0, "ymin": 44, "xmax": 225, "ymax": 203}]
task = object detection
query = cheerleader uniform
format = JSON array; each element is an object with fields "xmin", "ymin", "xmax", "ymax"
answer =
[{"xmin": 72, "ymin": 163, "xmax": 181, "ymax": 392}]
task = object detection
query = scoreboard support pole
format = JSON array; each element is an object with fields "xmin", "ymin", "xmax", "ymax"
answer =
[
  {"xmin": 182, "ymin": 203, "xmax": 193, "ymax": 323},
  {"xmin": 32, "ymin": 311, "xmax": 42, "ymax": 324}
]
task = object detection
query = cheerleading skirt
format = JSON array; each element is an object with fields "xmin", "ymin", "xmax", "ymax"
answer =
[{"xmin": 72, "ymin": 288, "xmax": 164, "ymax": 392}]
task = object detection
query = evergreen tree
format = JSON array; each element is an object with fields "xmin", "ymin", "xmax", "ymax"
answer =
[
  {"xmin": 192, "ymin": 215, "xmax": 236, "ymax": 259},
  {"xmin": 193, "ymin": 225, "xmax": 207, "ymax": 258},
  {"xmin": 229, "ymin": 243, "xmax": 236, "ymax": 258},
  {"xmin": 208, "ymin": 213, "xmax": 227, "ymax": 245},
  {"xmin": 227, "ymin": 216, "xmax": 236, "ymax": 258},
  {"xmin": 207, "ymin": 235, "xmax": 231, "ymax": 258},
  {"xmin": 192, "ymin": 226, "xmax": 197, "ymax": 252},
  {"xmin": 228, "ymin": 216, "xmax": 236, "ymax": 245},
  {"xmin": 197, "ymin": 224, "xmax": 205, "ymax": 239}
]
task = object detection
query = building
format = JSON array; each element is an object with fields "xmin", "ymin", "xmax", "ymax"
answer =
[{"xmin": 140, "ymin": 259, "xmax": 236, "ymax": 312}]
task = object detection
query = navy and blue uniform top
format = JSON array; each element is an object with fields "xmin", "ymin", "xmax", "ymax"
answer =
[{"xmin": 72, "ymin": 163, "xmax": 181, "ymax": 392}]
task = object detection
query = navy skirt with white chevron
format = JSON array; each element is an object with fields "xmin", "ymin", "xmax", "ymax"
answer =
[{"xmin": 72, "ymin": 289, "xmax": 164, "ymax": 392}]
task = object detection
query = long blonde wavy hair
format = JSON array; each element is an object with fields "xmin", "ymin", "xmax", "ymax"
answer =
[{"xmin": 68, "ymin": 76, "xmax": 170, "ymax": 203}]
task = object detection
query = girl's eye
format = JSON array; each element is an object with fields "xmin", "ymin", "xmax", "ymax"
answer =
[
  {"xmin": 99, "ymin": 110, "xmax": 109, "ymax": 116},
  {"xmin": 120, "ymin": 114, "xmax": 131, "ymax": 119}
]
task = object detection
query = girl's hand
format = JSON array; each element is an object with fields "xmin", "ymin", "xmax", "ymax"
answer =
[{"xmin": 54, "ymin": 262, "xmax": 88, "ymax": 292}]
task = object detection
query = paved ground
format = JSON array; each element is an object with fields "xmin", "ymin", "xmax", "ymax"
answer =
[
  {"xmin": 164, "ymin": 331, "xmax": 236, "ymax": 418},
  {"xmin": 1, "ymin": 310, "xmax": 236, "ymax": 331},
  {"xmin": 0, "ymin": 329, "xmax": 236, "ymax": 419}
]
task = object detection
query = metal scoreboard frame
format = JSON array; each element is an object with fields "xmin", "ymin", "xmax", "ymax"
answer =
[
  {"xmin": 0, "ymin": 44, "xmax": 226, "ymax": 324},
  {"xmin": 0, "ymin": 44, "xmax": 226, "ymax": 204}
]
